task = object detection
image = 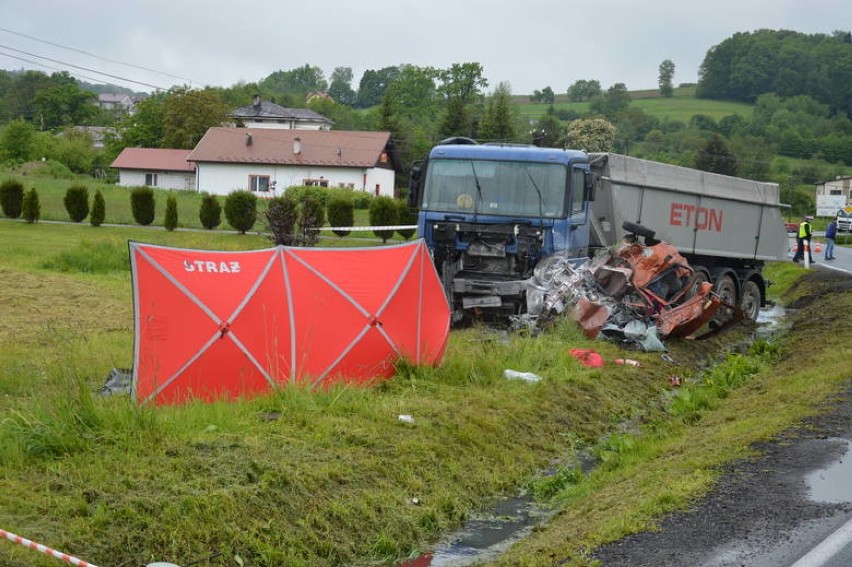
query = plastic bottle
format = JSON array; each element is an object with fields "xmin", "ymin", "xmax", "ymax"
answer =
[
  {"xmin": 503, "ymin": 369, "xmax": 542, "ymax": 382},
  {"xmin": 614, "ymin": 358, "xmax": 642, "ymax": 367}
]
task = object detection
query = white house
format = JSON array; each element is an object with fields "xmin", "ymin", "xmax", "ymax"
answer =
[
  {"xmin": 187, "ymin": 127, "xmax": 397, "ymax": 197},
  {"xmin": 228, "ymin": 96, "xmax": 332, "ymax": 130},
  {"xmin": 97, "ymin": 93, "xmax": 144, "ymax": 115},
  {"xmin": 815, "ymin": 176, "xmax": 852, "ymax": 214},
  {"xmin": 111, "ymin": 148, "xmax": 196, "ymax": 190}
]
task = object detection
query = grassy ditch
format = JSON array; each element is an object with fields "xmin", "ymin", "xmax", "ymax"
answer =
[
  {"xmin": 1, "ymin": 220, "xmax": 849, "ymax": 566},
  {"xmin": 496, "ymin": 265, "xmax": 852, "ymax": 566}
]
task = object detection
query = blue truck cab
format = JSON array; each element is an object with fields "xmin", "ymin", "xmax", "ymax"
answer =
[{"xmin": 408, "ymin": 138, "xmax": 595, "ymax": 322}]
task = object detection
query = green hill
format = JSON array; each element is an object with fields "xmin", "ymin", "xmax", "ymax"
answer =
[{"xmin": 514, "ymin": 85, "xmax": 754, "ymax": 124}]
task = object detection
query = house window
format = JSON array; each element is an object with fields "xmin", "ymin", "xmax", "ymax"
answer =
[
  {"xmin": 830, "ymin": 189, "xmax": 842, "ymax": 195},
  {"xmin": 303, "ymin": 178, "xmax": 329, "ymax": 187},
  {"xmin": 145, "ymin": 173, "xmax": 158, "ymax": 187},
  {"xmin": 249, "ymin": 175, "xmax": 271, "ymax": 192}
]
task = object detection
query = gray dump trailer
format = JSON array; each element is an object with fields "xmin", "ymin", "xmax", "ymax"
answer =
[{"xmin": 588, "ymin": 153, "xmax": 789, "ymax": 320}]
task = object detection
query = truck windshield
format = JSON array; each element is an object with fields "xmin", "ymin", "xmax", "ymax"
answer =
[{"xmin": 421, "ymin": 159, "xmax": 567, "ymax": 218}]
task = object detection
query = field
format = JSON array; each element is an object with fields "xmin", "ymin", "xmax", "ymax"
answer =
[
  {"xmin": 1, "ymin": 193, "xmax": 851, "ymax": 565},
  {"xmin": 514, "ymin": 86, "xmax": 754, "ymax": 125}
]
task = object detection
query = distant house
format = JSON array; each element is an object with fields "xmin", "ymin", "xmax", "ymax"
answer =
[
  {"xmin": 229, "ymin": 95, "xmax": 332, "ymax": 130},
  {"xmin": 187, "ymin": 127, "xmax": 397, "ymax": 197},
  {"xmin": 306, "ymin": 90, "xmax": 332, "ymax": 104},
  {"xmin": 815, "ymin": 176, "xmax": 852, "ymax": 215},
  {"xmin": 97, "ymin": 93, "xmax": 144, "ymax": 115},
  {"xmin": 57, "ymin": 126, "xmax": 115, "ymax": 149},
  {"xmin": 111, "ymin": 148, "xmax": 196, "ymax": 190}
]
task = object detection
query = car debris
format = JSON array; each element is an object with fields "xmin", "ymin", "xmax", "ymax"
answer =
[{"xmin": 516, "ymin": 228, "xmax": 735, "ymax": 350}]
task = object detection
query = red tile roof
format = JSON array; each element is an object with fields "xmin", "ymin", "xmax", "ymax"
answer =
[
  {"xmin": 111, "ymin": 148, "xmax": 195, "ymax": 172},
  {"xmin": 187, "ymin": 128, "xmax": 392, "ymax": 168}
]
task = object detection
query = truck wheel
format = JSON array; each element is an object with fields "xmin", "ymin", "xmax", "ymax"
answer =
[
  {"xmin": 712, "ymin": 274, "xmax": 738, "ymax": 325},
  {"xmin": 740, "ymin": 280, "xmax": 761, "ymax": 321}
]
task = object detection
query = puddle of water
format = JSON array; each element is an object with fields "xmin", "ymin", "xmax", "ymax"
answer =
[
  {"xmin": 806, "ymin": 439, "xmax": 852, "ymax": 503},
  {"xmin": 755, "ymin": 302, "xmax": 791, "ymax": 340},
  {"xmin": 399, "ymin": 495, "xmax": 551, "ymax": 566}
]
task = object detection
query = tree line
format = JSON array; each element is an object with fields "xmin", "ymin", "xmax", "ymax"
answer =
[{"xmin": 0, "ymin": 29, "xmax": 850, "ymax": 198}]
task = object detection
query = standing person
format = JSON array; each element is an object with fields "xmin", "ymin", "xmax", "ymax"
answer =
[
  {"xmin": 792, "ymin": 215, "xmax": 814, "ymax": 263},
  {"xmin": 825, "ymin": 218, "xmax": 837, "ymax": 260}
]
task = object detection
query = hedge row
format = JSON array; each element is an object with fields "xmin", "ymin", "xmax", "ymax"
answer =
[{"xmin": 0, "ymin": 180, "xmax": 418, "ymax": 243}]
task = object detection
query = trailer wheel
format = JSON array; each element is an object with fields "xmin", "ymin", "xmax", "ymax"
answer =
[
  {"xmin": 712, "ymin": 274, "xmax": 738, "ymax": 325},
  {"xmin": 740, "ymin": 280, "xmax": 761, "ymax": 322}
]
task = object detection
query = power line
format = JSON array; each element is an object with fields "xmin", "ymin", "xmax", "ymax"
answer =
[
  {"xmin": 0, "ymin": 25, "xmax": 194, "ymax": 84},
  {"xmin": 0, "ymin": 51, "xmax": 116, "ymax": 86},
  {"xmin": 0, "ymin": 43, "xmax": 168, "ymax": 91}
]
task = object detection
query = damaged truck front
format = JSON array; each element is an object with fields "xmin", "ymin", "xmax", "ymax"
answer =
[
  {"xmin": 408, "ymin": 139, "xmax": 595, "ymax": 323},
  {"xmin": 408, "ymin": 139, "xmax": 789, "ymax": 326}
]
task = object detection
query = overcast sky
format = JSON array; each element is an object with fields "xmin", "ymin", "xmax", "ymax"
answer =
[{"xmin": 1, "ymin": 0, "xmax": 848, "ymax": 97}]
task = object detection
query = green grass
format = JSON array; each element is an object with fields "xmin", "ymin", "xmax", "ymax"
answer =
[
  {"xmin": 514, "ymin": 86, "xmax": 753, "ymax": 125},
  {"xmin": 1, "ymin": 220, "xmax": 850, "ymax": 566}
]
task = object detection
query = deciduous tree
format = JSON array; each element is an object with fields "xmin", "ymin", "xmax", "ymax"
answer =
[
  {"xmin": 694, "ymin": 134, "xmax": 738, "ymax": 175},
  {"xmin": 161, "ymin": 87, "xmax": 229, "ymax": 149}
]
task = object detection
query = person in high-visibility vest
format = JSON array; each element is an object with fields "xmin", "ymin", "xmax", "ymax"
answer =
[{"xmin": 792, "ymin": 214, "xmax": 814, "ymax": 263}]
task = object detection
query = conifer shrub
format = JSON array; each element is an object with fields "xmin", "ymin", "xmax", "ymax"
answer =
[
  {"xmin": 21, "ymin": 187, "xmax": 40, "ymax": 223},
  {"xmin": 130, "ymin": 186, "xmax": 155, "ymax": 226},
  {"xmin": 369, "ymin": 196, "xmax": 398, "ymax": 243},
  {"xmin": 64, "ymin": 184, "xmax": 90, "ymax": 222},
  {"xmin": 90, "ymin": 190, "xmax": 105, "ymax": 227},
  {"xmin": 266, "ymin": 194, "xmax": 299, "ymax": 245},
  {"xmin": 199, "ymin": 193, "xmax": 222, "ymax": 230},
  {"xmin": 351, "ymin": 191, "xmax": 373, "ymax": 209},
  {"xmin": 164, "ymin": 194, "xmax": 178, "ymax": 231},
  {"xmin": 396, "ymin": 200, "xmax": 417, "ymax": 240},
  {"xmin": 327, "ymin": 195, "xmax": 354, "ymax": 237},
  {"xmin": 298, "ymin": 192, "xmax": 327, "ymax": 246},
  {"xmin": 0, "ymin": 178, "xmax": 24, "ymax": 218},
  {"xmin": 224, "ymin": 190, "xmax": 257, "ymax": 234}
]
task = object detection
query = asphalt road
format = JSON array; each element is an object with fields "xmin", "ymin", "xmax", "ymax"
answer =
[
  {"xmin": 789, "ymin": 233, "xmax": 851, "ymax": 274},
  {"xmin": 592, "ymin": 267, "xmax": 852, "ymax": 567},
  {"xmin": 592, "ymin": 384, "xmax": 852, "ymax": 567}
]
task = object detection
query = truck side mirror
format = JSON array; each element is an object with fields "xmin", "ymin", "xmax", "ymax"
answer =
[
  {"xmin": 584, "ymin": 171, "xmax": 596, "ymax": 202},
  {"xmin": 408, "ymin": 161, "xmax": 423, "ymax": 208}
]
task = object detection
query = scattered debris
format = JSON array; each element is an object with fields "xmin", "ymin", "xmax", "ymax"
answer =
[
  {"xmin": 569, "ymin": 348, "xmax": 605, "ymax": 368},
  {"xmin": 96, "ymin": 368, "xmax": 132, "ymax": 396},
  {"xmin": 398, "ymin": 414, "xmax": 415, "ymax": 424},
  {"xmin": 519, "ymin": 230, "xmax": 727, "ymax": 350},
  {"xmin": 614, "ymin": 358, "xmax": 642, "ymax": 368},
  {"xmin": 503, "ymin": 370, "xmax": 542, "ymax": 383}
]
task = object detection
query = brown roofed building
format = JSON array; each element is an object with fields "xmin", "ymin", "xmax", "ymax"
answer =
[
  {"xmin": 111, "ymin": 148, "xmax": 195, "ymax": 190},
  {"xmin": 187, "ymin": 127, "xmax": 397, "ymax": 197}
]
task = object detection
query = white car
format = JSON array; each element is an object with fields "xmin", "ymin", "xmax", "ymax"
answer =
[{"xmin": 836, "ymin": 210, "xmax": 852, "ymax": 233}]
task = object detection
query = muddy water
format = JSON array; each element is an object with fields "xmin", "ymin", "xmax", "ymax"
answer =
[
  {"xmin": 806, "ymin": 439, "xmax": 852, "ymax": 504},
  {"xmin": 400, "ymin": 495, "xmax": 551, "ymax": 566},
  {"xmin": 755, "ymin": 301, "xmax": 790, "ymax": 340}
]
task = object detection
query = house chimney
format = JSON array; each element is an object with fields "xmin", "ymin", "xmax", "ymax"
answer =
[{"xmin": 293, "ymin": 137, "xmax": 302, "ymax": 155}]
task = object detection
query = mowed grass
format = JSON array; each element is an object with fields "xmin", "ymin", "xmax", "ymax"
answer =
[
  {"xmin": 514, "ymin": 86, "xmax": 753, "ymax": 125},
  {"xmin": 0, "ymin": 221, "xmax": 665, "ymax": 566},
  {"xmin": 1, "ymin": 221, "xmax": 849, "ymax": 566},
  {"xmin": 0, "ymin": 168, "xmax": 386, "ymax": 239}
]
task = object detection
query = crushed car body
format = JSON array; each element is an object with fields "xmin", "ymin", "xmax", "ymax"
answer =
[{"xmin": 519, "ymin": 224, "xmax": 732, "ymax": 350}]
